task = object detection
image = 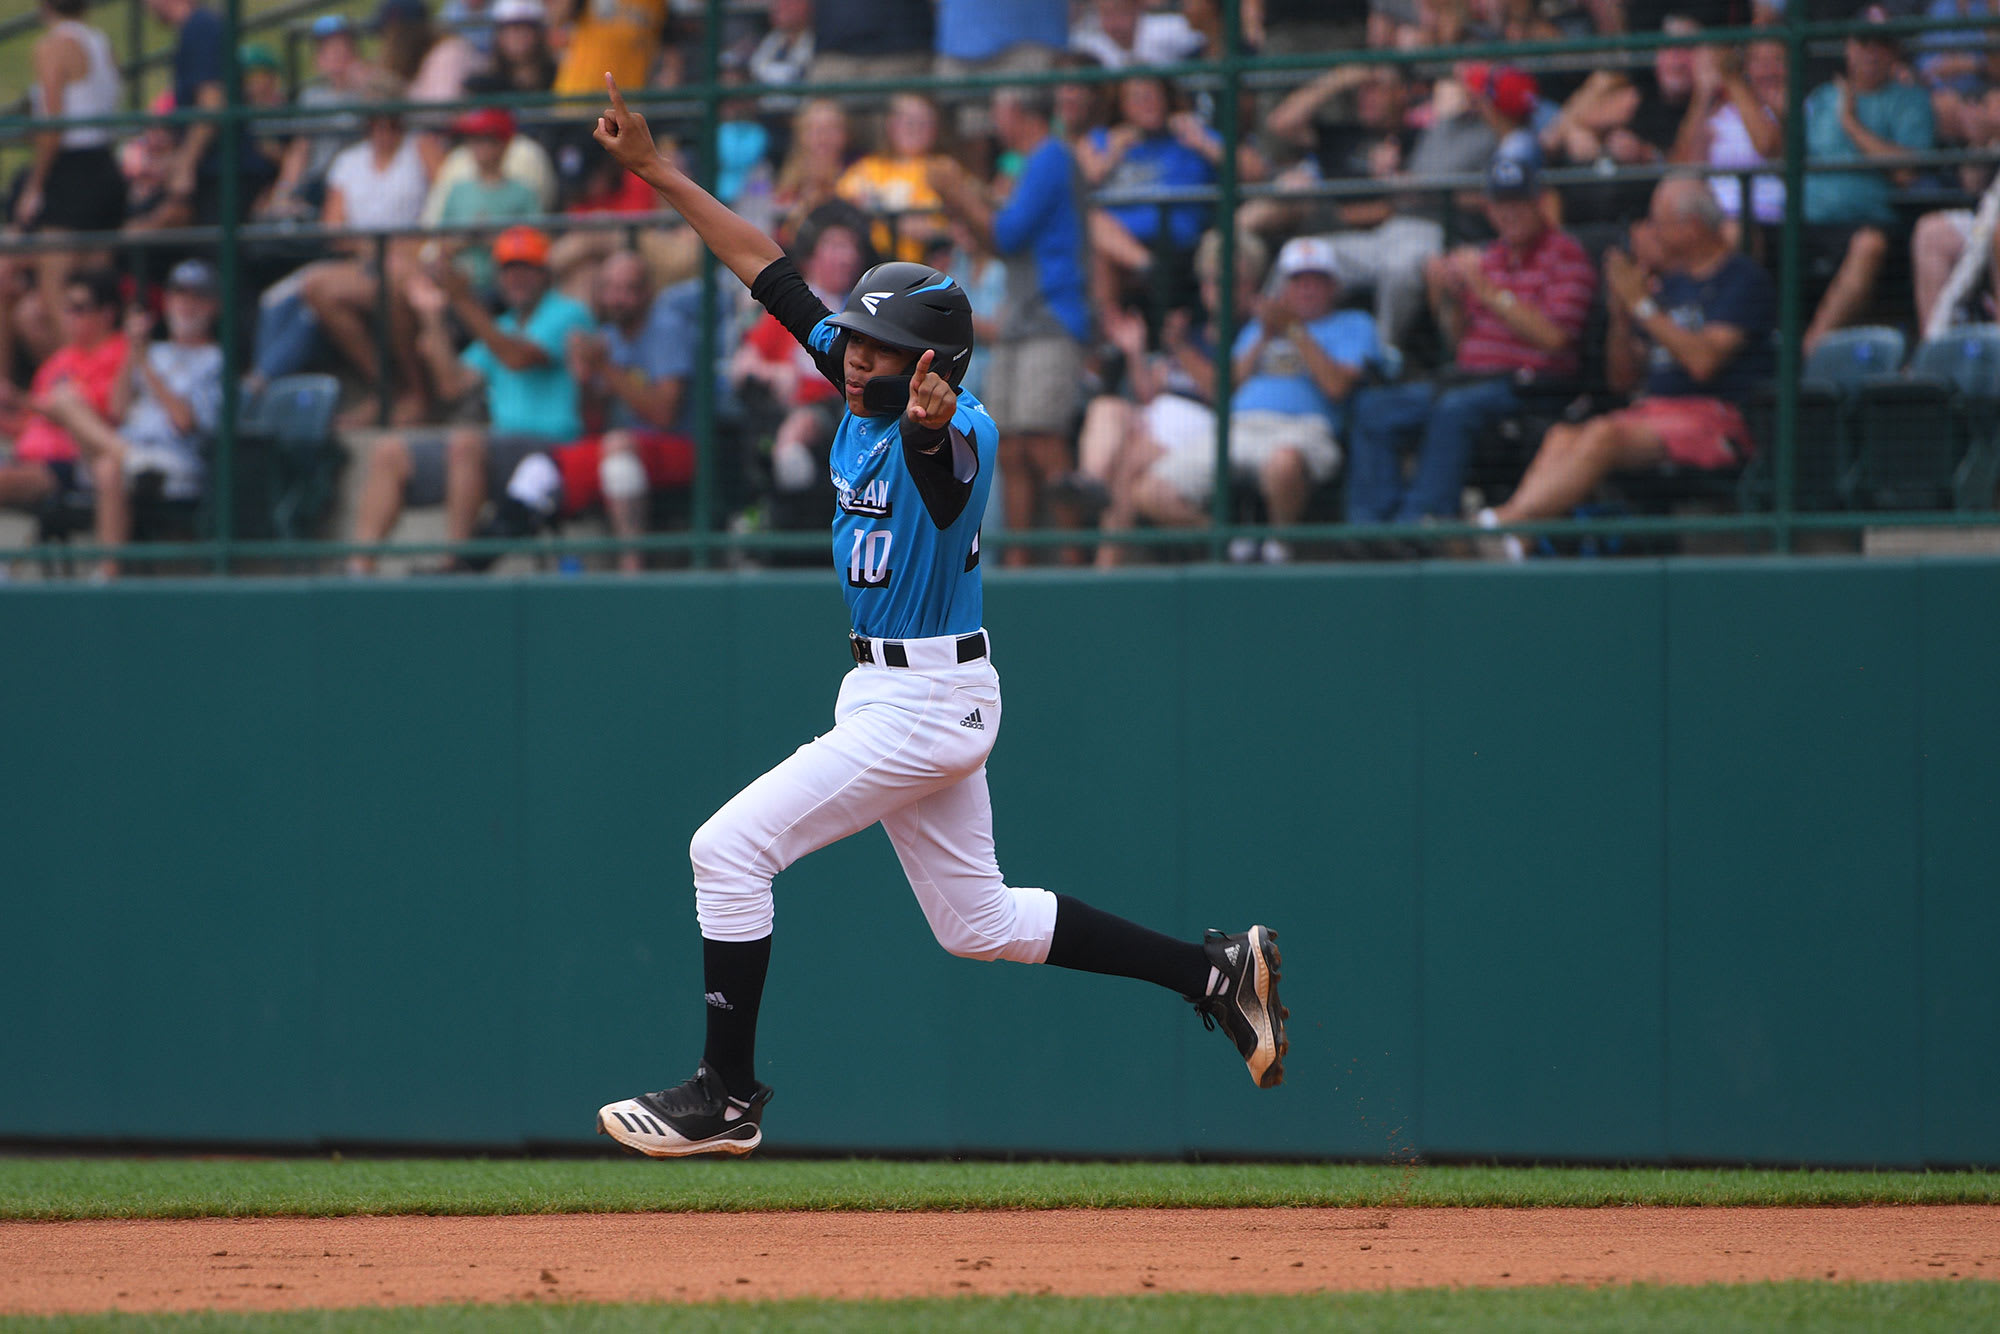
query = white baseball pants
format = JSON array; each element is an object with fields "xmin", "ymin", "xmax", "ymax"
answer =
[{"xmin": 690, "ymin": 633, "xmax": 1059, "ymax": 963}]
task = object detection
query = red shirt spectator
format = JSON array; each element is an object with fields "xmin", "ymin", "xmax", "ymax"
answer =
[
  {"xmin": 744, "ymin": 311, "xmax": 840, "ymax": 405},
  {"xmin": 1455, "ymin": 225, "xmax": 1597, "ymax": 380},
  {"xmin": 17, "ymin": 315, "xmax": 127, "ymax": 462}
]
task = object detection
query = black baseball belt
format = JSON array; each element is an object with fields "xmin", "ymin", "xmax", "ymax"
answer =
[{"xmin": 850, "ymin": 631, "xmax": 989, "ymax": 668}]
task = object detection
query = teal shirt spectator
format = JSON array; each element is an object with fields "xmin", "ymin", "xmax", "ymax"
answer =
[
  {"xmin": 462, "ymin": 292, "xmax": 597, "ymax": 441},
  {"xmin": 438, "ymin": 177, "xmax": 543, "ymax": 292},
  {"xmin": 1801, "ymin": 80, "xmax": 1933, "ymax": 227}
]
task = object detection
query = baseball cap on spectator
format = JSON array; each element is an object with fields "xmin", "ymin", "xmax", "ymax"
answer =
[
  {"xmin": 238, "ymin": 42, "xmax": 281, "ymax": 74},
  {"xmin": 491, "ymin": 225, "xmax": 551, "ymax": 267},
  {"xmin": 370, "ymin": 0, "xmax": 428, "ymax": 31},
  {"xmin": 1854, "ymin": 3, "xmax": 1901, "ymax": 48},
  {"xmin": 310, "ymin": 13, "xmax": 355, "ymax": 38},
  {"xmin": 1485, "ymin": 156, "xmax": 1541, "ymax": 200},
  {"xmin": 167, "ymin": 259, "xmax": 218, "ymax": 296},
  {"xmin": 1273, "ymin": 236, "xmax": 1340, "ymax": 282},
  {"xmin": 490, "ymin": 0, "xmax": 544, "ymax": 21},
  {"xmin": 1463, "ymin": 63, "xmax": 1539, "ymax": 121},
  {"xmin": 452, "ymin": 106, "xmax": 517, "ymax": 139}
]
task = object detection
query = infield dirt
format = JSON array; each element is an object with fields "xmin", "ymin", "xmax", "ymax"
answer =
[{"xmin": 4, "ymin": 1206, "xmax": 1996, "ymax": 1315}]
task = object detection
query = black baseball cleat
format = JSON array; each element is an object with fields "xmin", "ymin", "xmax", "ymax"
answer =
[
  {"xmin": 597, "ymin": 1063, "xmax": 774, "ymax": 1158},
  {"xmin": 1192, "ymin": 925, "xmax": 1289, "ymax": 1089}
]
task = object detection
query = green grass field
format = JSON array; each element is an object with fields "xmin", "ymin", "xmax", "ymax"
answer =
[
  {"xmin": 3, "ymin": 1284, "xmax": 2000, "ymax": 1334},
  {"xmin": 5, "ymin": 1157, "xmax": 1999, "ymax": 1220}
]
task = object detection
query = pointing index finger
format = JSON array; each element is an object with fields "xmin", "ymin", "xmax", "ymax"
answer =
[
  {"xmin": 605, "ymin": 73, "xmax": 629, "ymax": 115},
  {"xmin": 913, "ymin": 349, "xmax": 935, "ymax": 383}
]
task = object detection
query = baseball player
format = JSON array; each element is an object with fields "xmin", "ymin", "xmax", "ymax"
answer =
[{"xmin": 589, "ymin": 76, "xmax": 1288, "ymax": 1158}]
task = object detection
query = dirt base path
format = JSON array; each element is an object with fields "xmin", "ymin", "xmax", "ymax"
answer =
[{"xmin": 5, "ymin": 1207, "xmax": 1996, "ymax": 1315}]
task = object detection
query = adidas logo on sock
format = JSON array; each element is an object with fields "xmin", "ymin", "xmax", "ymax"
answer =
[
  {"xmin": 704, "ymin": 991, "xmax": 733, "ymax": 1010},
  {"xmin": 959, "ymin": 708, "xmax": 984, "ymax": 730}
]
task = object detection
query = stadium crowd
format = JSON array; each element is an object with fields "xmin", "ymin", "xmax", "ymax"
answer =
[{"xmin": 0, "ymin": 0, "xmax": 1994, "ymax": 576}]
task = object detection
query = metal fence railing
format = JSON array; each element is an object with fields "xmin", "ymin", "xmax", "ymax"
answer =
[{"xmin": 6, "ymin": 1, "xmax": 2000, "ymax": 574}]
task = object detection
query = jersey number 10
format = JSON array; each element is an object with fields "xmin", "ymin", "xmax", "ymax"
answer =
[{"xmin": 848, "ymin": 529, "xmax": 893, "ymax": 589}]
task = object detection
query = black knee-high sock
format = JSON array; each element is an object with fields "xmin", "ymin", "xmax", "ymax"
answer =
[
  {"xmin": 1043, "ymin": 894, "xmax": 1212, "ymax": 999},
  {"xmin": 701, "ymin": 935, "xmax": 771, "ymax": 1096}
]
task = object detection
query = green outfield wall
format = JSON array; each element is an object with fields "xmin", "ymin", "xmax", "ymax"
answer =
[{"xmin": 2, "ymin": 559, "xmax": 1996, "ymax": 1166}]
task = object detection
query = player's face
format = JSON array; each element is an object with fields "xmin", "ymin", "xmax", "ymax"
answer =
[{"xmin": 842, "ymin": 332, "xmax": 920, "ymax": 415}]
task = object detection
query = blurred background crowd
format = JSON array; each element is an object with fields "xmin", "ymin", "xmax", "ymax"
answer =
[{"xmin": 3, "ymin": 0, "xmax": 1998, "ymax": 577}]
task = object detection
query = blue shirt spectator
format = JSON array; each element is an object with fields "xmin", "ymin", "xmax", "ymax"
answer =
[
  {"xmin": 1090, "ymin": 128, "xmax": 1214, "ymax": 251},
  {"xmin": 1232, "ymin": 311, "xmax": 1382, "ymax": 420},
  {"xmin": 992, "ymin": 134, "xmax": 1090, "ymax": 343},
  {"xmin": 937, "ymin": 0, "xmax": 1068, "ymax": 62},
  {"xmin": 603, "ymin": 287, "xmax": 699, "ymax": 434},
  {"xmin": 465, "ymin": 291, "xmax": 597, "ymax": 440}
]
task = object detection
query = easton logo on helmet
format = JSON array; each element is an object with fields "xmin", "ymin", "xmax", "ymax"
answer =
[{"xmin": 860, "ymin": 291, "xmax": 894, "ymax": 315}]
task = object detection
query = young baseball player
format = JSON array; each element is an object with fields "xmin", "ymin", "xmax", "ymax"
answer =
[{"xmin": 590, "ymin": 76, "xmax": 1288, "ymax": 1157}]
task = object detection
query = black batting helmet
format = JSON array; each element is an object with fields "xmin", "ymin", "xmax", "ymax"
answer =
[{"xmin": 820, "ymin": 261, "xmax": 976, "ymax": 387}]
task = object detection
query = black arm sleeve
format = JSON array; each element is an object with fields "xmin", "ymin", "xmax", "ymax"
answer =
[
  {"xmin": 748, "ymin": 256, "xmax": 843, "ymax": 392},
  {"xmin": 901, "ymin": 420, "xmax": 979, "ymax": 529}
]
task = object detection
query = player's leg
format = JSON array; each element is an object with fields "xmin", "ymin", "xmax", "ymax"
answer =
[
  {"xmin": 597, "ymin": 669, "xmax": 973, "ymax": 1156},
  {"xmin": 880, "ymin": 749, "xmax": 1290, "ymax": 1089}
]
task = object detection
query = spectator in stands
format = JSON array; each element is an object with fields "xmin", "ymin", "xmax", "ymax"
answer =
[
  {"xmin": 145, "ymin": 0, "xmax": 277, "ymax": 224},
  {"xmin": 299, "ymin": 102, "xmax": 432, "ymax": 426},
  {"xmin": 1252, "ymin": 65, "xmax": 1413, "ymax": 243},
  {"xmin": 239, "ymin": 43, "xmax": 291, "ymax": 206},
  {"xmin": 1542, "ymin": 15, "xmax": 1702, "ymax": 223},
  {"xmin": 552, "ymin": 0, "xmax": 667, "ymax": 98},
  {"xmin": 837, "ymin": 93, "xmax": 951, "ymax": 262},
  {"xmin": 936, "ymin": 0, "xmax": 1069, "ymax": 147},
  {"xmin": 1300, "ymin": 71, "xmax": 1496, "ymax": 356},
  {"xmin": 1076, "ymin": 75, "xmax": 1221, "ymax": 317},
  {"xmin": 1070, "ymin": 0, "xmax": 1206, "ymax": 68},
  {"xmin": 1088, "ymin": 228, "xmax": 1267, "ymax": 566},
  {"xmin": 422, "ymin": 104, "xmax": 558, "ymax": 235},
  {"xmin": 732, "ymin": 214, "xmax": 872, "ymax": 531},
  {"xmin": 808, "ymin": 0, "xmax": 932, "ymax": 86},
  {"xmin": 375, "ymin": 0, "xmax": 477, "ymax": 112},
  {"xmin": 0, "ymin": 270, "xmax": 128, "ymax": 554},
  {"xmin": 1463, "ymin": 62, "xmax": 1545, "ymax": 169},
  {"xmin": 1053, "ymin": 52, "xmax": 1113, "ymax": 150},
  {"xmin": 1800, "ymin": 7, "xmax": 1935, "ymax": 353},
  {"xmin": 773, "ymin": 99, "xmax": 853, "ymax": 243},
  {"xmin": 1346, "ymin": 160, "xmax": 1597, "ymax": 526},
  {"xmin": 431, "ymin": 110, "xmax": 546, "ymax": 297},
  {"xmin": 32, "ymin": 260, "xmax": 221, "ymax": 579},
  {"xmin": 928, "ymin": 85, "xmax": 1093, "ymax": 564},
  {"xmin": 270, "ymin": 15, "xmax": 379, "ymax": 220},
  {"xmin": 7, "ymin": 0, "xmax": 125, "ymax": 372},
  {"xmin": 469, "ymin": 0, "xmax": 557, "ymax": 98},
  {"xmin": 1476, "ymin": 174, "xmax": 1774, "ymax": 558},
  {"xmin": 1121, "ymin": 237, "xmax": 1381, "ymax": 563},
  {"xmin": 1678, "ymin": 39, "xmax": 1787, "ymax": 242},
  {"xmin": 488, "ymin": 251, "xmax": 700, "ymax": 572},
  {"xmin": 749, "ymin": 0, "xmax": 816, "ymax": 102},
  {"xmin": 349, "ymin": 226, "xmax": 596, "ymax": 573}
]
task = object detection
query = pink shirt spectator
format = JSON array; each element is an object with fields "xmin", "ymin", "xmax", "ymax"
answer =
[
  {"xmin": 1456, "ymin": 228, "xmax": 1597, "ymax": 379},
  {"xmin": 16, "ymin": 335, "xmax": 128, "ymax": 463}
]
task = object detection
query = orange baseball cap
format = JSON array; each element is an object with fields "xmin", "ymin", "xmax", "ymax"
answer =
[{"xmin": 491, "ymin": 225, "xmax": 550, "ymax": 268}]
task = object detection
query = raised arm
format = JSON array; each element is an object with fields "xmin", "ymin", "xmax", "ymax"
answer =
[{"xmin": 594, "ymin": 75, "xmax": 783, "ymax": 289}]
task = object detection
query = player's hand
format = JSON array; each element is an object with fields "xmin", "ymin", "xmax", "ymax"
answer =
[
  {"xmin": 905, "ymin": 349, "xmax": 956, "ymax": 430},
  {"xmin": 595, "ymin": 74, "xmax": 662, "ymax": 175}
]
